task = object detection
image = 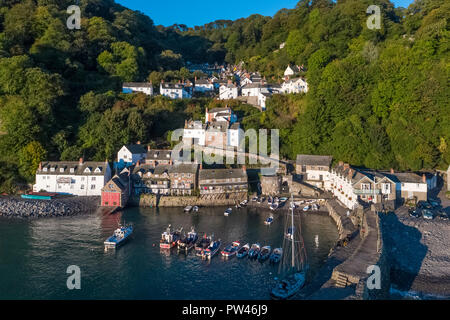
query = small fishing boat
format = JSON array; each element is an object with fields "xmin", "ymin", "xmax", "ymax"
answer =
[
  {"xmin": 224, "ymin": 208, "xmax": 232, "ymax": 216},
  {"xmin": 184, "ymin": 206, "xmax": 193, "ymax": 213},
  {"xmin": 104, "ymin": 224, "xmax": 133, "ymax": 248},
  {"xmin": 264, "ymin": 216, "xmax": 274, "ymax": 225},
  {"xmin": 160, "ymin": 225, "xmax": 183, "ymax": 249},
  {"xmin": 268, "ymin": 197, "xmax": 273, "ymax": 205},
  {"xmin": 236, "ymin": 243, "xmax": 250, "ymax": 258},
  {"xmin": 270, "ymin": 202, "xmax": 279, "ymax": 211},
  {"xmin": 221, "ymin": 241, "xmax": 240, "ymax": 258},
  {"xmin": 202, "ymin": 240, "xmax": 221, "ymax": 260},
  {"xmin": 192, "ymin": 206, "xmax": 199, "ymax": 212},
  {"xmin": 302, "ymin": 205, "xmax": 310, "ymax": 212},
  {"xmin": 195, "ymin": 234, "xmax": 212, "ymax": 256},
  {"xmin": 279, "ymin": 197, "xmax": 288, "ymax": 202},
  {"xmin": 270, "ymin": 248, "xmax": 283, "ymax": 264},
  {"xmin": 240, "ymin": 200, "xmax": 248, "ymax": 206},
  {"xmin": 312, "ymin": 204, "xmax": 319, "ymax": 211},
  {"xmin": 177, "ymin": 227, "xmax": 198, "ymax": 253},
  {"xmin": 248, "ymin": 243, "xmax": 261, "ymax": 259},
  {"xmin": 235, "ymin": 202, "xmax": 241, "ymax": 209},
  {"xmin": 258, "ymin": 246, "xmax": 271, "ymax": 262}
]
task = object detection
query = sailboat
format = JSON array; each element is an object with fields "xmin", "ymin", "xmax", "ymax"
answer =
[{"xmin": 270, "ymin": 195, "xmax": 308, "ymax": 300}]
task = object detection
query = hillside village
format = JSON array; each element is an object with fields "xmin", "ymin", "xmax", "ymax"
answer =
[{"xmin": 122, "ymin": 63, "xmax": 308, "ymax": 110}]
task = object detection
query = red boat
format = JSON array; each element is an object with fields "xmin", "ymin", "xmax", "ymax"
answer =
[{"xmin": 221, "ymin": 241, "xmax": 241, "ymax": 257}]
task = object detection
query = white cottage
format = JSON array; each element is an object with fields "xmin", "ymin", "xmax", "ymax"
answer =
[
  {"xmin": 122, "ymin": 82, "xmax": 154, "ymax": 95},
  {"xmin": 160, "ymin": 83, "xmax": 192, "ymax": 99},
  {"xmin": 219, "ymin": 83, "xmax": 239, "ymax": 100},
  {"xmin": 281, "ymin": 77, "xmax": 308, "ymax": 94},
  {"xmin": 117, "ymin": 144, "xmax": 147, "ymax": 164},
  {"xmin": 33, "ymin": 159, "xmax": 112, "ymax": 196}
]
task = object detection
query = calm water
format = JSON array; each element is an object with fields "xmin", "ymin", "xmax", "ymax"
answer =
[{"xmin": 0, "ymin": 206, "xmax": 338, "ymax": 300}]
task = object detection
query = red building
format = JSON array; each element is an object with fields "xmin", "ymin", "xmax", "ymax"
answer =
[{"xmin": 101, "ymin": 169, "xmax": 130, "ymax": 207}]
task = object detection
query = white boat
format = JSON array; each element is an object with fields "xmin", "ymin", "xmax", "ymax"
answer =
[
  {"xmin": 184, "ymin": 206, "xmax": 193, "ymax": 212},
  {"xmin": 279, "ymin": 197, "xmax": 288, "ymax": 202},
  {"xmin": 312, "ymin": 204, "xmax": 319, "ymax": 211},
  {"xmin": 192, "ymin": 206, "xmax": 199, "ymax": 212},
  {"xmin": 270, "ymin": 202, "xmax": 279, "ymax": 211},
  {"xmin": 240, "ymin": 200, "xmax": 248, "ymax": 206},
  {"xmin": 270, "ymin": 195, "xmax": 308, "ymax": 300},
  {"xmin": 302, "ymin": 205, "xmax": 310, "ymax": 212},
  {"xmin": 224, "ymin": 208, "xmax": 232, "ymax": 216}
]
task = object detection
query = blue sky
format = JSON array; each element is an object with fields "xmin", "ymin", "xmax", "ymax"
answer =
[{"xmin": 116, "ymin": 0, "xmax": 415, "ymax": 27}]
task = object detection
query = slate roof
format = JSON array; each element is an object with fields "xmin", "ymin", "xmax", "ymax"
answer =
[
  {"xmin": 38, "ymin": 161, "xmax": 109, "ymax": 176},
  {"xmin": 124, "ymin": 144, "xmax": 147, "ymax": 154},
  {"xmin": 199, "ymin": 168, "xmax": 248, "ymax": 181},
  {"xmin": 146, "ymin": 149, "xmax": 172, "ymax": 161},
  {"xmin": 168, "ymin": 163, "xmax": 199, "ymax": 174},
  {"xmin": 123, "ymin": 82, "xmax": 153, "ymax": 88},
  {"xmin": 296, "ymin": 155, "xmax": 332, "ymax": 167}
]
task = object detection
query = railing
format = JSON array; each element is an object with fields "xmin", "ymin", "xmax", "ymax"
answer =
[{"xmin": 353, "ymin": 189, "xmax": 381, "ymax": 195}]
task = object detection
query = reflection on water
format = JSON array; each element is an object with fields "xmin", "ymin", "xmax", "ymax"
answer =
[{"xmin": 0, "ymin": 207, "xmax": 338, "ymax": 300}]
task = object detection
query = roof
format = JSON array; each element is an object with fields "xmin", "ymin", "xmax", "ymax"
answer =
[
  {"xmin": 209, "ymin": 107, "xmax": 231, "ymax": 114},
  {"xmin": 106, "ymin": 175, "xmax": 127, "ymax": 191},
  {"xmin": 333, "ymin": 164, "xmax": 369, "ymax": 184},
  {"xmin": 195, "ymin": 79, "xmax": 211, "ymax": 85},
  {"xmin": 123, "ymin": 82, "xmax": 152, "ymax": 88},
  {"xmin": 146, "ymin": 149, "xmax": 172, "ymax": 161},
  {"xmin": 37, "ymin": 161, "xmax": 109, "ymax": 176},
  {"xmin": 161, "ymin": 83, "xmax": 185, "ymax": 89},
  {"xmin": 229, "ymin": 122, "xmax": 240, "ymax": 130},
  {"xmin": 123, "ymin": 144, "xmax": 147, "ymax": 154},
  {"xmin": 208, "ymin": 121, "xmax": 228, "ymax": 132},
  {"xmin": 242, "ymin": 83, "xmax": 268, "ymax": 89},
  {"xmin": 296, "ymin": 155, "xmax": 332, "ymax": 167},
  {"xmin": 381, "ymin": 172, "xmax": 425, "ymax": 184},
  {"xmin": 168, "ymin": 163, "xmax": 199, "ymax": 174},
  {"xmin": 199, "ymin": 168, "xmax": 248, "ymax": 181}
]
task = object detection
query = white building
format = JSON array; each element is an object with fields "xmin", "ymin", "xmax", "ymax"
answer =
[
  {"xmin": 205, "ymin": 107, "xmax": 237, "ymax": 124},
  {"xmin": 160, "ymin": 83, "xmax": 192, "ymax": 99},
  {"xmin": 219, "ymin": 83, "xmax": 239, "ymax": 100},
  {"xmin": 241, "ymin": 83, "xmax": 270, "ymax": 97},
  {"xmin": 117, "ymin": 144, "xmax": 147, "ymax": 164},
  {"xmin": 258, "ymin": 92, "xmax": 271, "ymax": 110},
  {"xmin": 296, "ymin": 155, "xmax": 333, "ymax": 189},
  {"xmin": 183, "ymin": 120, "xmax": 207, "ymax": 146},
  {"xmin": 227, "ymin": 123, "xmax": 242, "ymax": 148},
  {"xmin": 284, "ymin": 65, "xmax": 300, "ymax": 77},
  {"xmin": 194, "ymin": 78, "xmax": 214, "ymax": 92},
  {"xmin": 281, "ymin": 77, "xmax": 308, "ymax": 94},
  {"xmin": 33, "ymin": 159, "xmax": 112, "ymax": 196},
  {"xmin": 122, "ymin": 82, "xmax": 154, "ymax": 95}
]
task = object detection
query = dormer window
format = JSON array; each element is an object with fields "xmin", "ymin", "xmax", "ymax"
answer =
[
  {"xmin": 94, "ymin": 167, "xmax": 102, "ymax": 173},
  {"xmin": 60, "ymin": 168, "xmax": 65, "ymax": 173},
  {"xmin": 50, "ymin": 167, "xmax": 55, "ymax": 172},
  {"xmin": 84, "ymin": 167, "xmax": 91, "ymax": 173},
  {"xmin": 70, "ymin": 168, "xmax": 75, "ymax": 173},
  {"xmin": 43, "ymin": 168, "xmax": 48, "ymax": 172}
]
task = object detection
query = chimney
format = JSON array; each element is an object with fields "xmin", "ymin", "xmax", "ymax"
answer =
[
  {"xmin": 185, "ymin": 119, "xmax": 188, "ymax": 128},
  {"xmin": 228, "ymin": 79, "xmax": 232, "ymax": 85},
  {"xmin": 79, "ymin": 157, "xmax": 84, "ymax": 165},
  {"xmin": 137, "ymin": 141, "xmax": 141, "ymax": 145},
  {"xmin": 147, "ymin": 145, "xmax": 151, "ymax": 152},
  {"xmin": 195, "ymin": 76, "xmax": 197, "ymax": 81},
  {"xmin": 343, "ymin": 163, "xmax": 350, "ymax": 169},
  {"xmin": 161, "ymin": 79, "xmax": 164, "ymax": 84},
  {"xmin": 137, "ymin": 160, "xmax": 140, "ymax": 166},
  {"xmin": 242, "ymin": 165, "xmax": 247, "ymax": 173},
  {"xmin": 200, "ymin": 163, "xmax": 203, "ymax": 170},
  {"xmin": 422, "ymin": 174, "xmax": 426, "ymax": 183},
  {"xmin": 38, "ymin": 162, "xmax": 42, "ymax": 171},
  {"xmin": 390, "ymin": 168, "xmax": 394, "ymax": 174}
]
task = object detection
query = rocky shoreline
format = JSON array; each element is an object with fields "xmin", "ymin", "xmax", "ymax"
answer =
[{"xmin": 0, "ymin": 196, "xmax": 100, "ymax": 218}]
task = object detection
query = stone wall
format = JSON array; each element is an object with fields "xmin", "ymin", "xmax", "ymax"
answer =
[{"xmin": 129, "ymin": 194, "xmax": 247, "ymax": 208}]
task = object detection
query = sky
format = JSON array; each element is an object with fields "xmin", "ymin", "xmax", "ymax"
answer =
[{"xmin": 116, "ymin": 0, "xmax": 416, "ymax": 27}]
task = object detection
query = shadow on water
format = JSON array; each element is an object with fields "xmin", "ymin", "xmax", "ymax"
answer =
[{"xmin": 380, "ymin": 212, "xmax": 428, "ymax": 293}]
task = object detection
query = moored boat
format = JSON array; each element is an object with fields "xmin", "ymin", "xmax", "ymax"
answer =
[
  {"xmin": 240, "ymin": 200, "xmax": 248, "ymax": 206},
  {"xmin": 104, "ymin": 224, "xmax": 133, "ymax": 249},
  {"xmin": 236, "ymin": 243, "xmax": 250, "ymax": 258},
  {"xmin": 248, "ymin": 243, "xmax": 261, "ymax": 259},
  {"xmin": 302, "ymin": 205, "xmax": 310, "ymax": 212},
  {"xmin": 271, "ymin": 272, "xmax": 306, "ymax": 300},
  {"xmin": 221, "ymin": 241, "xmax": 240, "ymax": 258},
  {"xmin": 184, "ymin": 206, "xmax": 193, "ymax": 213},
  {"xmin": 195, "ymin": 234, "xmax": 212, "ymax": 256},
  {"xmin": 224, "ymin": 208, "xmax": 232, "ymax": 216},
  {"xmin": 258, "ymin": 246, "xmax": 271, "ymax": 262},
  {"xmin": 264, "ymin": 216, "xmax": 274, "ymax": 225},
  {"xmin": 270, "ymin": 248, "xmax": 283, "ymax": 264},
  {"xmin": 177, "ymin": 227, "xmax": 198, "ymax": 253},
  {"xmin": 202, "ymin": 240, "xmax": 221, "ymax": 260},
  {"xmin": 160, "ymin": 225, "xmax": 183, "ymax": 249},
  {"xmin": 270, "ymin": 202, "xmax": 279, "ymax": 211},
  {"xmin": 192, "ymin": 206, "xmax": 199, "ymax": 212}
]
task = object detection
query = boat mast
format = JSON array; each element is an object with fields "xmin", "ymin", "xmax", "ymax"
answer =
[{"xmin": 291, "ymin": 198, "xmax": 295, "ymax": 269}]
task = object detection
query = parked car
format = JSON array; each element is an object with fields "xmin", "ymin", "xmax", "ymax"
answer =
[
  {"xmin": 408, "ymin": 208, "xmax": 421, "ymax": 218},
  {"xmin": 422, "ymin": 209, "xmax": 434, "ymax": 220}
]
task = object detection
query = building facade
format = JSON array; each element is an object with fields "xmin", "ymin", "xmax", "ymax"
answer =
[
  {"xmin": 117, "ymin": 144, "xmax": 147, "ymax": 165},
  {"xmin": 199, "ymin": 167, "xmax": 248, "ymax": 195},
  {"xmin": 296, "ymin": 154, "xmax": 333, "ymax": 189},
  {"xmin": 168, "ymin": 164, "xmax": 199, "ymax": 196},
  {"xmin": 34, "ymin": 159, "xmax": 112, "ymax": 196},
  {"xmin": 122, "ymin": 82, "xmax": 154, "ymax": 95}
]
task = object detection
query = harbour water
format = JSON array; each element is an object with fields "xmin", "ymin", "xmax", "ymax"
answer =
[{"xmin": 0, "ymin": 206, "xmax": 338, "ymax": 300}]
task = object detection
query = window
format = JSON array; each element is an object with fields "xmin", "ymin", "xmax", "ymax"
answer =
[
  {"xmin": 91, "ymin": 185, "xmax": 96, "ymax": 190},
  {"xmin": 81, "ymin": 177, "xmax": 85, "ymax": 181},
  {"xmin": 91, "ymin": 177, "xmax": 96, "ymax": 181},
  {"xmin": 81, "ymin": 185, "xmax": 85, "ymax": 190},
  {"xmin": 361, "ymin": 183, "xmax": 371, "ymax": 191}
]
